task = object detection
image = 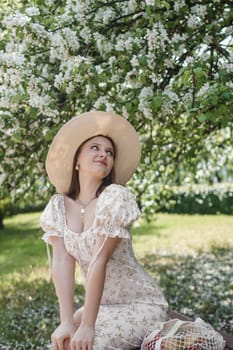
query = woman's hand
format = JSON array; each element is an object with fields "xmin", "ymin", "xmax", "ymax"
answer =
[
  {"xmin": 51, "ymin": 320, "xmax": 76, "ymax": 350},
  {"xmin": 70, "ymin": 325, "xmax": 95, "ymax": 350}
]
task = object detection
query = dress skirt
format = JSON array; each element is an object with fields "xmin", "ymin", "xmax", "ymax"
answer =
[{"xmin": 93, "ymin": 303, "xmax": 168, "ymax": 350}]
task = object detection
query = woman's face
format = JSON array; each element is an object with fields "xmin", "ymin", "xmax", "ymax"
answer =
[{"xmin": 77, "ymin": 136, "xmax": 115, "ymax": 180}]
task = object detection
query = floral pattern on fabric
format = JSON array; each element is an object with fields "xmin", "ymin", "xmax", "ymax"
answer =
[
  {"xmin": 40, "ymin": 194, "xmax": 65, "ymax": 243},
  {"xmin": 93, "ymin": 303, "xmax": 168, "ymax": 350},
  {"xmin": 93, "ymin": 184, "xmax": 141, "ymax": 239},
  {"xmin": 40, "ymin": 184, "xmax": 168, "ymax": 349}
]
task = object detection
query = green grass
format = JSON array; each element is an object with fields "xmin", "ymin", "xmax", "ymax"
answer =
[
  {"xmin": 0, "ymin": 212, "xmax": 47, "ymax": 274},
  {"xmin": 133, "ymin": 214, "xmax": 233, "ymax": 257},
  {"xmin": 0, "ymin": 212, "xmax": 232, "ymax": 349}
]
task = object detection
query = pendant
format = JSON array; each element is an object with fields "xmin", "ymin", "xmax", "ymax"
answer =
[{"xmin": 81, "ymin": 208, "xmax": 85, "ymax": 215}]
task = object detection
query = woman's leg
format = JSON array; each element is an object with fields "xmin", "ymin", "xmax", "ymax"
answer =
[
  {"xmin": 73, "ymin": 306, "xmax": 84, "ymax": 328},
  {"xmin": 93, "ymin": 303, "xmax": 168, "ymax": 350}
]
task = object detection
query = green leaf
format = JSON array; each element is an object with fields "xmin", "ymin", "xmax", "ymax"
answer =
[
  {"xmin": 197, "ymin": 114, "xmax": 206, "ymax": 122},
  {"xmin": 152, "ymin": 95, "xmax": 163, "ymax": 110}
]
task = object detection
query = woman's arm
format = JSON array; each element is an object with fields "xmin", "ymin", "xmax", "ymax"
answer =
[
  {"xmin": 50, "ymin": 237, "xmax": 77, "ymax": 350},
  {"xmin": 51, "ymin": 236, "xmax": 76, "ymax": 322},
  {"xmin": 70, "ymin": 235, "xmax": 120, "ymax": 350}
]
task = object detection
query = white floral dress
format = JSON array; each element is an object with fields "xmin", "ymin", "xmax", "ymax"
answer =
[{"xmin": 40, "ymin": 184, "xmax": 168, "ymax": 350}]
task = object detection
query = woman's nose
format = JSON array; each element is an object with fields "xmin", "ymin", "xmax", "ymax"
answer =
[{"xmin": 99, "ymin": 149, "xmax": 106, "ymax": 158}]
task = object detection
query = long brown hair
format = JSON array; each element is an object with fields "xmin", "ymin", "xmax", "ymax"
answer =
[{"xmin": 67, "ymin": 135, "xmax": 116, "ymax": 199}]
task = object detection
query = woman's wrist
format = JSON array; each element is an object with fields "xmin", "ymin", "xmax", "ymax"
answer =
[
  {"xmin": 60, "ymin": 316, "xmax": 75, "ymax": 324},
  {"xmin": 59, "ymin": 306, "xmax": 75, "ymax": 323},
  {"xmin": 80, "ymin": 319, "xmax": 95, "ymax": 328}
]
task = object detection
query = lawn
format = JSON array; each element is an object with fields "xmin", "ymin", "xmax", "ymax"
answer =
[{"xmin": 0, "ymin": 212, "xmax": 232, "ymax": 349}]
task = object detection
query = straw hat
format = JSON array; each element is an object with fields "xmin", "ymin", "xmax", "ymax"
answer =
[{"xmin": 45, "ymin": 111, "xmax": 141, "ymax": 193}]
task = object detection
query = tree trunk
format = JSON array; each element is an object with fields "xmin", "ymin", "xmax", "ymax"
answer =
[{"xmin": 0, "ymin": 212, "xmax": 4, "ymax": 229}]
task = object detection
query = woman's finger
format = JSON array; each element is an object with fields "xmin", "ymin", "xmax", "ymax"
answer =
[
  {"xmin": 63, "ymin": 338, "xmax": 71, "ymax": 350},
  {"xmin": 87, "ymin": 341, "xmax": 93, "ymax": 350},
  {"xmin": 57, "ymin": 338, "xmax": 65, "ymax": 350},
  {"xmin": 51, "ymin": 344, "xmax": 58, "ymax": 350}
]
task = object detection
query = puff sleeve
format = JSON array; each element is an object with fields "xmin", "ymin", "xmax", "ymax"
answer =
[
  {"xmin": 40, "ymin": 194, "xmax": 65, "ymax": 244},
  {"xmin": 93, "ymin": 184, "xmax": 140, "ymax": 239}
]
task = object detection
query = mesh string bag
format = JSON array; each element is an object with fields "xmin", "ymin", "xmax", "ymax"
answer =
[{"xmin": 141, "ymin": 318, "xmax": 225, "ymax": 350}]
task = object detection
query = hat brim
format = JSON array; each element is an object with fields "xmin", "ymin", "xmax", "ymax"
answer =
[{"xmin": 45, "ymin": 111, "xmax": 141, "ymax": 193}]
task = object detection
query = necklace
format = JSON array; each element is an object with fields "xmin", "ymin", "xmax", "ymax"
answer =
[{"xmin": 76, "ymin": 197, "xmax": 96, "ymax": 218}]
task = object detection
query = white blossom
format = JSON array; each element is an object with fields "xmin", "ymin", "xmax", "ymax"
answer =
[
  {"xmin": 125, "ymin": 70, "xmax": 140, "ymax": 88},
  {"xmin": 187, "ymin": 15, "xmax": 199, "ymax": 29},
  {"xmin": 115, "ymin": 39, "xmax": 125, "ymax": 52},
  {"xmin": 147, "ymin": 23, "xmax": 169, "ymax": 51},
  {"xmin": 25, "ymin": 7, "xmax": 40, "ymax": 16},
  {"xmin": 164, "ymin": 88, "xmax": 179, "ymax": 102},
  {"xmin": 93, "ymin": 96, "xmax": 108, "ymax": 109},
  {"xmin": 191, "ymin": 4, "xmax": 207, "ymax": 19},
  {"xmin": 172, "ymin": 33, "xmax": 187, "ymax": 44},
  {"xmin": 197, "ymin": 83, "xmax": 210, "ymax": 97},
  {"xmin": 28, "ymin": 94, "xmax": 52, "ymax": 109},
  {"xmin": 0, "ymin": 52, "xmax": 25, "ymax": 67},
  {"xmin": 150, "ymin": 72, "xmax": 161, "ymax": 84},
  {"xmin": 125, "ymin": 37, "xmax": 134, "ymax": 51},
  {"xmin": 59, "ymin": 12, "xmax": 73, "ymax": 23},
  {"xmin": 164, "ymin": 58, "xmax": 174, "ymax": 68},
  {"xmin": 130, "ymin": 55, "xmax": 139, "ymax": 67},
  {"xmin": 95, "ymin": 65, "xmax": 103, "ymax": 74},
  {"xmin": 122, "ymin": 106, "xmax": 129, "ymax": 119},
  {"xmin": 145, "ymin": 0, "xmax": 154, "ymax": 6},
  {"xmin": 3, "ymin": 12, "xmax": 31, "ymax": 27},
  {"xmin": 85, "ymin": 84, "xmax": 92, "ymax": 96},
  {"xmin": 186, "ymin": 56, "xmax": 194, "ymax": 64},
  {"xmin": 128, "ymin": 0, "xmax": 137, "ymax": 11},
  {"xmin": 8, "ymin": 68, "xmax": 22, "ymax": 85},
  {"xmin": 174, "ymin": 0, "xmax": 186, "ymax": 12},
  {"xmin": 173, "ymin": 43, "xmax": 186, "ymax": 57},
  {"xmin": 139, "ymin": 87, "xmax": 153, "ymax": 99},
  {"xmin": 79, "ymin": 27, "xmax": 91, "ymax": 43},
  {"xmin": 142, "ymin": 107, "xmax": 153, "ymax": 119},
  {"xmin": 62, "ymin": 28, "xmax": 80, "ymax": 50},
  {"xmin": 65, "ymin": 0, "xmax": 86, "ymax": 16},
  {"xmin": 222, "ymin": 26, "xmax": 233, "ymax": 36},
  {"xmin": 30, "ymin": 23, "xmax": 47, "ymax": 38},
  {"xmin": 102, "ymin": 8, "xmax": 114, "ymax": 24},
  {"xmin": 138, "ymin": 87, "xmax": 154, "ymax": 119},
  {"xmin": 222, "ymin": 62, "xmax": 233, "ymax": 73},
  {"xmin": 108, "ymin": 56, "xmax": 117, "ymax": 67}
]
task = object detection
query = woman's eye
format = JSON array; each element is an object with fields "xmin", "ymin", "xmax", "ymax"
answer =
[
  {"xmin": 91, "ymin": 145, "xmax": 98, "ymax": 150},
  {"xmin": 107, "ymin": 150, "xmax": 114, "ymax": 157}
]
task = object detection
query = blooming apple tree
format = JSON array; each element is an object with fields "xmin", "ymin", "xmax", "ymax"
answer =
[{"xmin": 0, "ymin": 0, "xmax": 233, "ymax": 216}]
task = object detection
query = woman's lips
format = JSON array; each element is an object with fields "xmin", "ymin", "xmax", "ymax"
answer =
[{"xmin": 95, "ymin": 160, "xmax": 107, "ymax": 166}]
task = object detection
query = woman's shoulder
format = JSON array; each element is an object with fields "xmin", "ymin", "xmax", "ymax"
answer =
[
  {"xmin": 94, "ymin": 184, "xmax": 140, "ymax": 228},
  {"xmin": 47, "ymin": 193, "xmax": 64, "ymax": 206},
  {"xmin": 41, "ymin": 193, "xmax": 64, "ymax": 217},
  {"xmin": 97, "ymin": 184, "xmax": 138, "ymax": 212},
  {"xmin": 40, "ymin": 193, "xmax": 65, "ymax": 239},
  {"xmin": 100, "ymin": 184, "xmax": 135, "ymax": 199}
]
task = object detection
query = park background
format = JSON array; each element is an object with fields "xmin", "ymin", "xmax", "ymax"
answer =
[{"xmin": 0, "ymin": 0, "xmax": 233, "ymax": 349}]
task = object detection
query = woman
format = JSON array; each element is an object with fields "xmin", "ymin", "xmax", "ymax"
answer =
[{"xmin": 40, "ymin": 111, "xmax": 168, "ymax": 350}]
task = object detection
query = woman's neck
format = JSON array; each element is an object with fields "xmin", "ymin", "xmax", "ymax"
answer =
[{"xmin": 77, "ymin": 175, "xmax": 102, "ymax": 203}]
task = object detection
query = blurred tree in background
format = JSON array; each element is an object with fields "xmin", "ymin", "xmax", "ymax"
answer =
[{"xmin": 0, "ymin": 0, "xmax": 233, "ymax": 222}]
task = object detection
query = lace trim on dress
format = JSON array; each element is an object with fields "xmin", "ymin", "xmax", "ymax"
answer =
[{"xmin": 41, "ymin": 230, "xmax": 63, "ymax": 244}]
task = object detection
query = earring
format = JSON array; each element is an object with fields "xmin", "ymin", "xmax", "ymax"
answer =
[{"xmin": 75, "ymin": 164, "xmax": 79, "ymax": 171}]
